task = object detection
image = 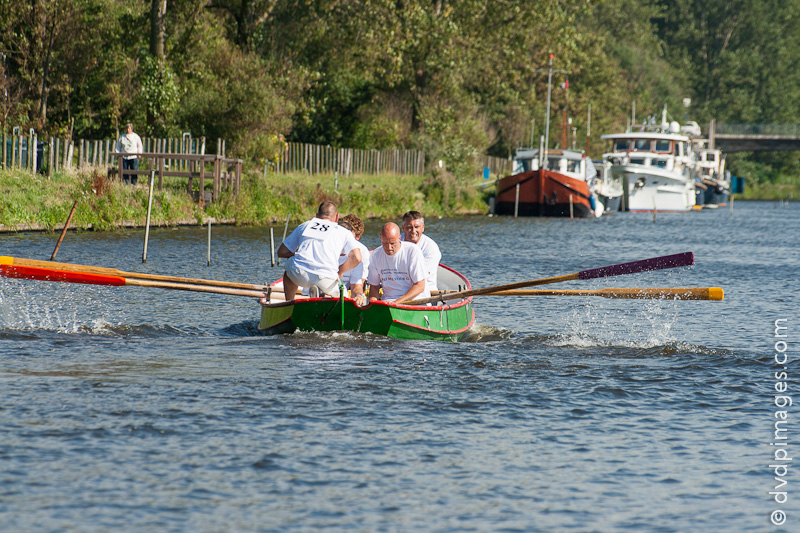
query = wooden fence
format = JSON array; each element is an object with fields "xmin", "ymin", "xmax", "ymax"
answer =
[
  {"xmin": 107, "ymin": 152, "xmax": 243, "ymax": 205},
  {"xmin": 2, "ymin": 131, "xmax": 513, "ymax": 183},
  {"xmin": 276, "ymin": 142, "xmax": 425, "ymax": 175},
  {"xmin": 0, "ymin": 132, "xmax": 219, "ymax": 176}
]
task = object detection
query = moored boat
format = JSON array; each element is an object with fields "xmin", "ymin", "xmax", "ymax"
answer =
[
  {"xmin": 494, "ymin": 148, "xmax": 600, "ymax": 217},
  {"xmin": 601, "ymin": 110, "xmax": 697, "ymax": 212},
  {"xmin": 692, "ymin": 139, "xmax": 729, "ymax": 207},
  {"xmin": 258, "ymin": 264, "xmax": 475, "ymax": 341},
  {"xmin": 592, "ymin": 158, "xmax": 623, "ymax": 212}
]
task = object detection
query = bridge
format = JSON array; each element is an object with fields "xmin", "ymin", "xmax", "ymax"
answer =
[{"xmin": 709, "ymin": 121, "xmax": 800, "ymax": 152}]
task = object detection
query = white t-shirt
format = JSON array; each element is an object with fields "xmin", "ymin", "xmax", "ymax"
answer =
[
  {"xmin": 282, "ymin": 218, "xmax": 359, "ymax": 279},
  {"xmin": 401, "ymin": 233, "xmax": 441, "ymax": 291},
  {"xmin": 340, "ymin": 240, "xmax": 370, "ymax": 289},
  {"xmin": 367, "ymin": 241, "xmax": 430, "ymax": 301},
  {"xmin": 117, "ymin": 132, "xmax": 143, "ymax": 160}
]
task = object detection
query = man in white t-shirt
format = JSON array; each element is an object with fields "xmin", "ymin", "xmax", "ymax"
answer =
[
  {"xmin": 277, "ymin": 201, "xmax": 362, "ymax": 300},
  {"xmin": 401, "ymin": 210, "xmax": 441, "ymax": 291},
  {"xmin": 116, "ymin": 123, "xmax": 144, "ymax": 185},
  {"xmin": 366, "ymin": 222, "xmax": 430, "ymax": 304}
]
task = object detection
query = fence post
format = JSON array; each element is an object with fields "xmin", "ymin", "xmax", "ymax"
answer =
[{"xmin": 31, "ymin": 133, "xmax": 37, "ymax": 172}]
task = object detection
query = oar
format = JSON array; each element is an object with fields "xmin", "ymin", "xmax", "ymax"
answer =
[
  {"xmin": 478, "ymin": 287, "xmax": 724, "ymax": 300},
  {"xmin": 409, "ymin": 251, "xmax": 695, "ymax": 305},
  {"xmin": 0, "ymin": 261, "xmax": 266, "ymax": 298},
  {"xmin": 0, "ymin": 255, "xmax": 274, "ymax": 292}
]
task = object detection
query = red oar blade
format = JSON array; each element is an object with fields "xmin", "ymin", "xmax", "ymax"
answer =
[
  {"xmin": 578, "ymin": 252, "xmax": 694, "ymax": 280},
  {"xmin": 0, "ymin": 263, "xmax": 127, "ymax": 286}
]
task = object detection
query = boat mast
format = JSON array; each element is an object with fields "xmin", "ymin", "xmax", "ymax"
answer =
[
  {"xmin": 544, "ymin": 54, "xmax": 553, "ymax": 156},
  {"xmin": 542, "ymin": 54, "xmax": 569, "ymax": 154}
]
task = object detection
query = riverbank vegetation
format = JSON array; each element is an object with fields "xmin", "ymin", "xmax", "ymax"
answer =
[
  {"xmin": 3, "ymin": 1, "xmax": 800, "ymax": 188},
  {"xmin": 0, "ymin": 165, "xmax": 489, "ymax": 231}
]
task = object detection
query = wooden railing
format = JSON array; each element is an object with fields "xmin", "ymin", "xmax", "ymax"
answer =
[
  {"xmin": 0, "ymin": 133, "xmax": 215, "ymax": 175},
  {"xmin": 108, "ymin": 152, "xmax": 243, "ymax": 206},
  {"xmin": 276, "ymin": 142, "xmax": 425, "ymax": 175}
]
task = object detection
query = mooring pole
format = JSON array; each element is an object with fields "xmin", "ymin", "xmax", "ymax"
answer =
[
  {"xmin": 50, "ymin": 200, "xmax": 79, "ymax": 260},
  {"xmin": 269, "ymin": 227, "xmax": 276, "ymax": 267},
  {"xmin": 207, "ymin": 218, "xmax": 212, "ymax": 266},
  {"xmin": 143, "ymin": 170, "xmax": 155, "ymax": 263}
]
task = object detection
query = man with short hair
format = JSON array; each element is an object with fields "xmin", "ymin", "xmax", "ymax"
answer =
[
  {"xmin": 277, "ymin": 201, "xmax": 362, "ymax": 300},
  {"xmin": 401, "ymin": 210, "xmax": 441, "ymax": 291},
  {"xmin": 338, "ymin": 214, "xmax": 370, "ymax": 306},
  {"xmin": 366, "ymin": 222, "xmax": 430, "ymax": 304},
  {"xmin": 116, "ymin": 123, "xmax": 143, "ymax": 185}
]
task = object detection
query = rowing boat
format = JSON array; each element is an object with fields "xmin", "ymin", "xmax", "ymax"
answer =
[{"xmin": 258, "ymin": 264, "xmax": 475, "ymax": 341}]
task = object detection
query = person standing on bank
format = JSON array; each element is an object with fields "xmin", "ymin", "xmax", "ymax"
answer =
[
  {"xmin": 366, "ymin": 222, "xmax": 430, "ymax": 305},
  {"xmin": 116, "ymin": 123, "xmax": 143, "ymax": 185},
  {"xmin": 277, "ymin": 201, "xmax": 362, "ymax": 300},
  {"xmin": 400, "ymin": 210, "xmax": 441, "ymax": 292}
]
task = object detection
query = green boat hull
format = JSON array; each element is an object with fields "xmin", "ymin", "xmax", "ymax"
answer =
[
  {"xmin": 259, "ymin": 296, "xmax": 474, "ymax": 341},
  {"xmin": 259, "ymin": 264, "xmax": 475, "ymax": 341}
]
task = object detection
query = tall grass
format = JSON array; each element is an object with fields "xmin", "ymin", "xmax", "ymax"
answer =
[{"xmin": 0, "ymin": 166, "xmax": 488, "ymax": 231}]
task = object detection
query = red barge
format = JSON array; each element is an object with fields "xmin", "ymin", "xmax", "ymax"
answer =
[{"xmin": 494, "ymin": 149, "xmax": 600, "ymax": 218}]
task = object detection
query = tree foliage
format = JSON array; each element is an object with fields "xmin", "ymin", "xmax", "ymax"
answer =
[{"xmin": 0, "ymin": 0, "xmax": 797, "ymax": 181}]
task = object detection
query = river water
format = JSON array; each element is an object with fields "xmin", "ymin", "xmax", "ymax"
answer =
[{"xmin": 0, "ymin": 201, "xmax": 797, "ymax": 531}]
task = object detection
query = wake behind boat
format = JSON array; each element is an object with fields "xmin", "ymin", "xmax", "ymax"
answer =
[{"xmin": 258, "ymin": 264, "xmax": 475, "ymax": 341}]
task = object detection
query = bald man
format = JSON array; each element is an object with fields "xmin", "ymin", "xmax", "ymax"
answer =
[
  {"xmin": 278, "ymin": 201, "xmax": 362, "ymax": 299},
  {"xmin": 366, "ymin": 222, "xmax": 430, "ymax": 305}
]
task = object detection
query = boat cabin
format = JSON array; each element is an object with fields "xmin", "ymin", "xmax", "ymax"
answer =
[
  {"xmin": 512, "ymin": 149, "xmax": 588, "ymax": 181},
  {"xmin": 601, "ymin": 132, "xmax": 690, "ymax": 171}
]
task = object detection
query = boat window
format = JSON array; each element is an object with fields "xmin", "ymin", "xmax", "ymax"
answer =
[
  {"xmin": 652, "ymin": 159, "xmax": 668, "ymax": 168},
  {"xmin": 634, "ymin": 139, "xmax": 651, "ymax": 151},
  {"xmin": 546, "ymin": 158, "xmax": 561, "ymax": 171},
  {"xmin": 518, "ymin": 159, "xmax": 533, "ymax": 172},
  {"xmin": 630, "ymin": 158, "xmax": 646, "ymax": 165},
  {"xmin": 708, "ymin": 153, "xmax": 717, "ymax": 162},
  {"xmin": 567, "ymin": 160, "xmax": 581, "ymax": 173},
  {"xmin": 614, "ymin": 139, "xmax": 631, "ymax": 151},
  {"xmin": 654, "ymin": 140, "xmax": 671, "ymax": 152}
]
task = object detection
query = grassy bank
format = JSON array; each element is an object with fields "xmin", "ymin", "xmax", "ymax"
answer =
[
  {"xmin": 735, "ymin": 179, "xmax": 799, "ymax": 201},
  {"xmin": 0, "ymin": 166, "xmax": 490, "ymax": 231}
]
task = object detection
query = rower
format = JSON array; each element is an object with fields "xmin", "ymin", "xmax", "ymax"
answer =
[
  {"xmin": 277, "ymin": 201, "xmax": 361, "ymax": 300},
  {"xmin": 400, "ymin": 210, "xmax": 441, "ymax": 292},
  {"xmin": 338, "ymin": 214, "xmax": 370, "ymax": 307},
  {"xmin": 366, "ymin": 223, "xmax": 429, "ymax": 305}
]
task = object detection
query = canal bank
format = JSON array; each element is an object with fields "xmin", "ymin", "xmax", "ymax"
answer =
[{"xmin": 0, "ymin": 167, "xmax": 490, "ymax": 233}]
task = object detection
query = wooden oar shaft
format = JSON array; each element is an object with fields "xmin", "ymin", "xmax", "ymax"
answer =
[
  {"xmin": 410, "ymin": 252, "xmax": 695, "ymax": 305},
  {"xmin": 124, "ymin": 278, "xmax": 266, "ymax": 298},
  {"xmin": 0, "ymin": 261, "xmax": 267, "ymax": 298},
  {"xmin": 483, "ymin": 287, "xmax": 724, "ymax": 300},
  {"xmin": 2, "ymin": 255, "xmax": 271, "ymax": 292}
]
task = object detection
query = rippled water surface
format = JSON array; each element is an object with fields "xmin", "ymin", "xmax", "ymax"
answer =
[{"xmin": 1, "ymin": 201, "xmax": 797, "ymax": 531}]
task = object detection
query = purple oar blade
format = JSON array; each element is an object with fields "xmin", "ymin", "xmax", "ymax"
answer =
[{"xmin": 578, "ymin": 252, "xmax": 694, "ymax": 280}]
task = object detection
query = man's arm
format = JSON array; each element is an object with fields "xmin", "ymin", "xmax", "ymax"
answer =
[
  {"xmin": 393, "ymin": 279, "xmax": 426, "ymax": 304},
  {"xmin": 351, "ymin": 281, "xmax": 367, "ymax": 306},
  {"xmin": 338, "ymin": 248, "xmax": 362, "ymax": 277},
  {"xmin": 277, "ymin": 243, "xmax": 294, "ymax": 259}
]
